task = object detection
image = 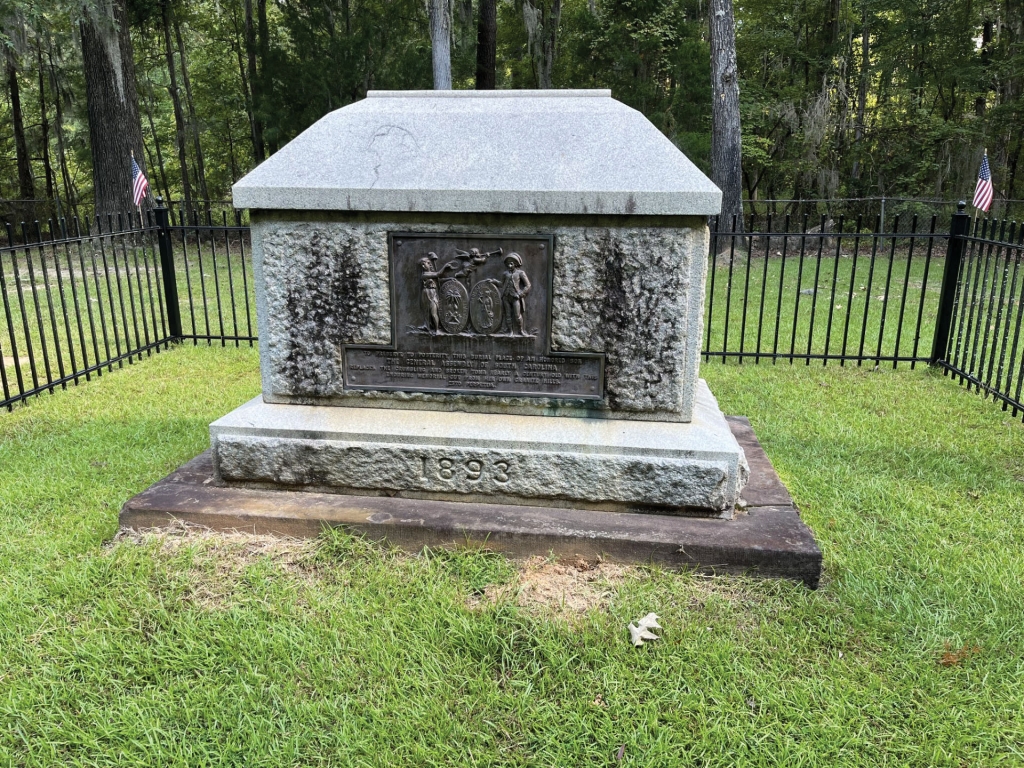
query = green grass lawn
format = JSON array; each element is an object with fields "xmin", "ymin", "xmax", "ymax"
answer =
[{"xmin": 1, "ymin": 346, "xmax": 1023, "ymax": 767}]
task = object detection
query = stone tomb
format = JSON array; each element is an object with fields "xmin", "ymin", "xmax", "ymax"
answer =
[
  {"xmin": 122, "ymin": 90, "xmax": 821, "ymax": 581},
  {"xmin": 213, "ymin": 89, "xmax": 748, "ymax": 515}
]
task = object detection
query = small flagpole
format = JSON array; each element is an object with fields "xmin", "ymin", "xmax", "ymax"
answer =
[{"xmin": 131, "ymin": 149, "xmax": 144, "ymax": 227}]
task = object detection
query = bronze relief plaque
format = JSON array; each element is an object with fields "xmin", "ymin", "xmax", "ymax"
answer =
[{"xmin": 343, "ymin": 233, "xmax": 604, "ymax": 399}]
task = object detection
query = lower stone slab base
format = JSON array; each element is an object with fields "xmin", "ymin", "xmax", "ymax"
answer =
[
  {"xmin": 121, "ymin": 416, "xmax": 821, "ymax": 587},
  {"xmin": 210, "ymin": 380, "xmax": 748, "ymax": 516}
]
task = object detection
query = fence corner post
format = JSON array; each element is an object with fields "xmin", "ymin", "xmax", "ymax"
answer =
[
  {"xmin": 155, "ymin": 197, "xmax": 183, "ymax": 341},
  {"xmin": 930, "ymin": 200, "xmax": 970, "ymax": 365}
]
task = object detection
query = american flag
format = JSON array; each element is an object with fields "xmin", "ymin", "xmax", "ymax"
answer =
[
  {"xmin": 972, "ymin": 153, "xmax": 993, "ymax": 213},
  {"xmin": 131, "ymin": 155, "xmax": 149, "ymax": 208}
]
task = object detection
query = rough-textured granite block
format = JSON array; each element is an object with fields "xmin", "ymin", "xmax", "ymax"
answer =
[
  {"xmin": 252, "ymin": 213, "xmax": 708, "ymax": 422},
  {"xmin": 211, "ymin": 380, "xmax": 748, "ymax": 514}
]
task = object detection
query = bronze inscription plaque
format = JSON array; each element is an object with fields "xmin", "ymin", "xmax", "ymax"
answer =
[{"xmin": 343, "ymin": 233, "xmax": 604, "ymax": 399}]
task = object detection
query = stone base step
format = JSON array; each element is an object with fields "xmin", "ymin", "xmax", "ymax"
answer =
[{"xmin": 121, "ymin": 416, "xmax": 821, "ymax": 587}]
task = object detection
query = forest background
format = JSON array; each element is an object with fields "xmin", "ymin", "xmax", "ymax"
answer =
[{"xmin": 1, "ymin": 0, "xmax": 1022, "ymax": 224}]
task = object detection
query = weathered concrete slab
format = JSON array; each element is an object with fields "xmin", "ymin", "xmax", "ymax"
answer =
[
  {"xmin": 210, "ymin": 380, "xmax": 749, "ymax": 514},
  {"xmin": 232, "ymin": 90, "xmax": 721, "ymax": 216},
  {"xmin": 122, "ymin": 417, "xmax": 821, "ymax": 587}
]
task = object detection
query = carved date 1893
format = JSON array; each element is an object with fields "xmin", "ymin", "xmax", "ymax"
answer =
[{"xmin": 422, "ymin": 456, "xmax": 512, "ymax": 484}]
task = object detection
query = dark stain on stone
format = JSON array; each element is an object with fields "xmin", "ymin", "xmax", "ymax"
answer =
[
  {"xmin": 598, "ymin": 232, "xmax": 678, "ymax": 410},
  {"xmin": 624, "ymin": 195, "xmax": 637, "ymax": 214},
  {"xmin": 280, "ymin": 230, "xmax": 372, "ymax": 396}
]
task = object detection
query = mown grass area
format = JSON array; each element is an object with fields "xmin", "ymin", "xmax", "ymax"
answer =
[{"xmin": 1, "ymin": 346, "xmax": 1023, "ymax": 766}]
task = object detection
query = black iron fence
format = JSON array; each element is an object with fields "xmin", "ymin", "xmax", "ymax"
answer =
[
  {"xmin": 1, "ymin": 202, "xmax": 1021, "ymax": 421},
  {"xmin": 705, "ymin": 204, "xmax": 1023, "ymax": 419},
  {"xmin": 0, "ymin": 203, "xmax": 253, "ymax": 411},
  {"xmin": 0, "ymin": 214, "xmax": 168, "ymax": 409},
  {"xmin": 704, "ymin": 212, "xmax": 944, "ymax": 367},
  {"xmin": 933, "ymin": 207, "xmax": 1024, "ymax": 417},
  {"xmin": 160, "ymin": 206, "xmax": 255, "ymax": 346}
]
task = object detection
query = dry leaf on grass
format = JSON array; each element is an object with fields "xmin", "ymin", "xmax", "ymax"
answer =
[{"xmin": 628, "ymin": 612, "xmax": 662, "ymax": 646}]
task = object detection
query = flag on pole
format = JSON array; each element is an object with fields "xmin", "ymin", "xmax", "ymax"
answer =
[
  {"xmin": 131, "ymin": 154, "xmax": 149, "ymax": 208},
  {"xmin": 972, "ymin": 152, "xmax": 993, "ymax": 213}
]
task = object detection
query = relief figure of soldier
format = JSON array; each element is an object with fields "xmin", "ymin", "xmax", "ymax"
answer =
[{"xmin": 500, "ymin": 252, "xmax": 532, "ymax": 336}]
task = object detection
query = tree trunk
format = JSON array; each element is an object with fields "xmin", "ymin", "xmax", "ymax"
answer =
[
  {"xmin": 476, "ymin": 0, "xmax": 496, "ymax": 89},
  {"xmin": 244, "ymin": 0, "xmax": 266, "ymax": 162},
  {"xmin": 429, "ymin": 0, "xmax": 452, "ymax": 89},
  {"xmin": 174, "ymin": 18, "xmax": 211, "ymax": 212},
  {"xmin": 143, "ymin": 71, "xmax": 172, "ymax": 202},
  {"xmin": 36, "ymin": 41, "xmax": 56, "ymax": 208},
  {"xmin": 227, "ymin": 120, "xmax": 239, "ymax": 181},
  {"xmin": 6, "ymin": 49, "xmax": 35, "ymax": 200},
  {"xmin": 709, "ymin": 0, "xmax": 743, "ymax": 233},
  {"xmin": 49, "ymin": 47, "xmax": 79, "ymax": 221},
  {"xmin": 257, "ymin": 0, "xmax": 273, "ymax": 151},
  {"xmin": 79, "ymin": 0, "xmax": 146, "ymax": 217},
  {"xmin": 160, "ymin": 0, "xmax": 194, "ymax": 213},
  {"xmin": 229, "ymin": 4, "xmax": 258, "ymax": 165},
  {"xmin": 539, "ymin": 0, "xmax": 561, "ymax": 88},
  {"xmin": 851, "ymin": 7, "xmax": 868, "ymax": 181},
  {"xmin": 1006, "ymin": 136, "xmax": 1022, "ymax": 207},
  {"xmin": 521, "ymin": 0, "xmax": 561, "ymax": 89}
]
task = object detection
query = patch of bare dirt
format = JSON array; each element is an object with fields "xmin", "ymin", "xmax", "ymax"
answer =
[
  {"xmin": 469, "ymin": 555, "xmax": 631, "ymax": 616},
  {"xmin": 112, "ymin": 521, "xmax": 317, "ymax": 608},
  {"xmin": 113, "ymin": 520, "xmax": 312, "ymax": 563}
]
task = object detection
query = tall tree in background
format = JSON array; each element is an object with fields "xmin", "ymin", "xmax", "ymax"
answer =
[
  {"xmin": 5, "ymin": 43, "xmax": 36, "ymax": 199},
  {"xmin": 47, "ymin": 42, "xmax": 80, "ymax": 220},
  {"xmin": 160, "ymin": 0, "xmax": 194, "ymax": 212},
  {"xmin": 476, "ymin": 0, "xmax": 496, "ymax": 89},
  {"xmin": 709, "ymin": 0, "xmax": 742, "ymax": 231},
  {"xmin": 255, "ymin": 0, "xmax": 273, "ymax": 152},
  {"xmin": 35, "ymin": 38, "xmax": 56, "ymax": 205},
  {"xmin": 2, "ymin": 14, "xmax": 36, "ymax": 201},
  {"xmin": 520, "ymin": 0, "xmax": 560, "ymax": 88},
  {"xmin": 174, "ymin": 14, "xmax": 210, "ymax": 209},
  {"xmin": 429, "ymin": 0, "xmax": 452, "ymax": 89},
  {"xmin": 80, "ymin": 0, "xmax": 147, "ymax": 216},
  {"xmin": 244, "ymin": 0, "xmax": 265, "ymax": 161}
]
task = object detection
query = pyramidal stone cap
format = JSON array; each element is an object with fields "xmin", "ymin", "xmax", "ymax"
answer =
[{"xmin": 232, "ymin": 90, "xmax": 722, "ymax": 216}]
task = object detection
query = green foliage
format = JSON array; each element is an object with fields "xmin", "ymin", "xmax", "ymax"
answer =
[
  {"xmin": 735, "ymin": 0, "xmax": 1024, "ymax": 210},
  {"xmin": 2, "ymin": 0, "xmax": 1023, "ymax": 215},
  {"xmin": 556, "ymin": 0, "xmax": 712, "ymax": 169},
  {"xmin": 264, "ymin": 0, "xmax": 433, "ymax": 144}
]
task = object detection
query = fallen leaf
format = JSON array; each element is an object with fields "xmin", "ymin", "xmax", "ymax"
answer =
[
  {"xmin": 629, "ymin": 623, "xmax": 659, "ymax": 646},
  {"xmin": 939, "ymin": 643, "xmax": 981, "ymax": 666},
  {"xmin": 636, "ymin": 613, "xmax": 662, "ymax": 631}
]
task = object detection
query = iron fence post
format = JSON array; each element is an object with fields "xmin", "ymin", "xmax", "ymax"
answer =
[
  {"xmin": 155, "ymin": 198, "xmax": 183, "ymax": 341},
  {"xmin": 930, "ymin": 201, "xmax": 970, "ymax": 364}
]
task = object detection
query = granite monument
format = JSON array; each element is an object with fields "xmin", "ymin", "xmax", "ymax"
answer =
[{"xmin": 210, "ymin": 89, "xmax": 750, "ymax": 515}]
